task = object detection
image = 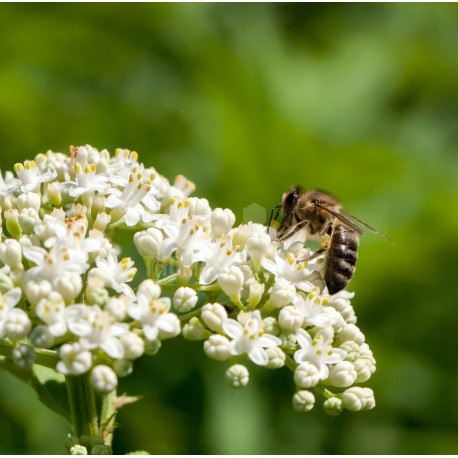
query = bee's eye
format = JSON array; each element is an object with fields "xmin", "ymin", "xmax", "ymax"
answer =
[{"xmin": 285, "ymin": 192, "xmax": 298, "ymax": 208}]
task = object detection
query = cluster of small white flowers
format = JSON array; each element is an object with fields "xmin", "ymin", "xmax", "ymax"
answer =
[{"xmin": 0, "ymin": 145, "xmax": 376, "ymax": 412}]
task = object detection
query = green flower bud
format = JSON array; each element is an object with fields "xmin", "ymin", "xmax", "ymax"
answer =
[
  {"xmin": 182, "ymin": 317, "xmax": 211, "ymax": 341},
  {"xmin": 87, "ymin": 288, "xmax": 109, "ymax": 306},
  {"xmin": 262, "ymin": 317, "xmax": 281, "ymax": 337},
  {"xmin": 225, "ymin": 364, "xmax": 249, "ymax": 389},
  {"xmin": 64, "ymin": 435, "xmax": 80, "ymax": 452},
  {"xmin": 323, "ymin": 397, "xmax": 343, "ymax": 416},
  {"xmin": 91, "ymin": 445, "xmax": 112, "ymax": 455},
  {"xmin": 0, "ymin": 274, "xmax": 14, "ymax": 294},
  {"xmin": 144, "ymin": 338, "xmax": 161, "ymax": 355},
  {"xmin": 4, "ymin": 209, "xmax": 22, "ymax": 238},
  {"xmin": 279, "ymin": 332, "xmax": 297, "ymax": 352},
  {"xmin": 79, "ymin": 435, "xmax": 104, "ymax": 449},
  {"xmin": 292, "ymin": 390, "xmax": 315, "ymax": 413}
]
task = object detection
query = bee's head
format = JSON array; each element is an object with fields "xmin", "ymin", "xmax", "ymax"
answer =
[{"xmin": 282, "ymin": 185, "xmax": 301, "ymax": 215}]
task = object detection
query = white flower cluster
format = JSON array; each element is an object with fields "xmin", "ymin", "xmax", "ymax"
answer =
[{"xmin": 0, "ymin": 145, "xmax": 376, "ymax": 412}]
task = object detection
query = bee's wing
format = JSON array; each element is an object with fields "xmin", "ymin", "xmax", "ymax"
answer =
[
  {"xmin": 339, "ymin": 209, "xmax": 395, "ymax": 244},
  {"xmin": 316, "ymin": 204, "xmax": 365, "ymax": 236}
]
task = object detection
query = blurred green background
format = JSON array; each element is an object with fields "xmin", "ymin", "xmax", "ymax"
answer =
[{"xmin": 0, "ymin": 3, "xmax": 457, "ymax": 454}]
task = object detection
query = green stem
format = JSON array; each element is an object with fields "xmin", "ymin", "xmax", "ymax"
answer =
[
  {"xmin": 100, "ymin": 389, "xmax": 117, "ymax": 446},
  {"xmin": 157, "ymin": 273, "xmax": 178, "ymax": 286},
  {"xmin": 285, "ymin": 354, "xmax": 297, "ymax": 371},
  {"xmin": 0, "ymin": 340, "xmax": 58, "ymax": 369},
  {"xmin": 314, "ymin": 384, "xmax": 337, "ymax": 399},
  {"xmin": 66, "ymin": 374, "xmax": 99, "ymax": 438}
]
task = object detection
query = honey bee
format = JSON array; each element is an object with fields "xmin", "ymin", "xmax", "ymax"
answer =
[{"xmin": 269, "ymin": 186, "xmax": 394, "ymax": 294}]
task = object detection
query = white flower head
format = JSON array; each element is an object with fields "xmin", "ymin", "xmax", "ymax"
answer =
[
  {"xmin": 293, "ymin": 289, "xmax": 342, "ymax": 328},
  {"xmin": 0, "ymin": 288, "xmax": 23, "ymax": 338},
  {"xmin": 294, "ymin": 327, "xmax": 346, "ymax": 380},
  {"xmin": 95, "ymin": 254, "xmax": 136, "ymax": 298},
  {"xmin": 223, "ymin": 310, "xmax": 282, "ymax": 366}
]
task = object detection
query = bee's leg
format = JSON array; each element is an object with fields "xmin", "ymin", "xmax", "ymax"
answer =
[
  {"xmin": 296, "ymin": 223, "xmax": 333, "ymax": 263},
  {"xmin": 297, "ymin": 249, "xmax": 326, "ymax": 263},
  {"xmin": 272, "ymin": 220, "xmax": 309, "ymax": 242}
]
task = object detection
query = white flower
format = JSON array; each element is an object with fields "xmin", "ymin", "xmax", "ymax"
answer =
[
  {"xmin": 223, "ymin": 310, "xmax": 282, "ymax": 366},
  {"xmin": 0, "ymin": 169, "xmax": 15, "ymax": 196},
  {"xmin": 173, "ymin": 287, "xmax": 198, "ymax": 313},
  {"xmin": 327, "ymin": 361, "xmax": 357, "ymax": 387},
  {"xmin": 60, "ymin": 162, "xmax": 110, "ymax": 197},
  {"xmin": 105, "ymin": 171, "xmax": 160, "ymax": 226},
  {"xmin": 211, "ymin": 208, "xmax": 235, "ymax": 238},
  {"xmin": 268, "ymin": 277, "xmax": 296, "ymax": 308},
  {"xmin": 294, "ymin": 327, "xmax": 346, "ymax": 380},
  {"xmin": 278, "ymin": 305, "xmax": 304, "ymax": 332},
  {"xmin": 0, "ymin": 239, "xmax": 22, "ymax": 269},
  {"xmin": 217, "ymin": 266, "xmax": 244, "ymax": 298},
  {"xmin": 57, "ymin": 342, "xmax": 93, "ymax": 375},
  {"xmin": 72, "ymin": 305, "xmax": 128, "ymax": 359},
  {"xmin": 198, "ymin": 235, "xmax": 246, "ymax": 285},
  {"xmin": 9, "ymin": 160, "xmax": 57, "ymax": 194},
  {"xmin": 104, "ymin": 297, "xmax": 128, "ymax": 321},
  {"xmin": 0, "ymin": 288, "xmax": 22, "ymax": 338},
  {"xmin": 4, "ymin": 309, "xmax": 32, "ymax": 341},
  {"xmin": 25, "ymin": 280, "xmax": 53, "ymax": 306},
  {"xmin": 294, "ymin": 362, "xmax": 321, "ymax": 388},
  {"xmin": 293, "ymin": 290, "xmax": 342, "ymax": 328},
  {"xmin": 261, "ymin": 251, "xmax": 316, "ymax": 292},
  {"xmin": 54, "ymin": 272, "xmax": 83, "ymax": 303},
  {"xmin": 90, "ymin": 365, "xmax": 118, "ymax": 394},
  {"xmin": 225, "ymin": 364, "xmax": 249, "ymax": 389},
  {"xmin": 187, "ymin": 197, "xmax": 211, "ymax": 220},
  {"xmin": 327, "ymin": 290, "xmax": 356, "ymax": 324},
  {"xmin": 36, "ymin": 292, "xmax": 86, "ymax": 337},
  {"xmin": 292, "ymin": 390, "xmax": 315, "ymax": 413},
  {"xmin": 203, "ymin": 334, "xmax": 231, "ymax": 361},
  {"xmin": 95, "ymin": 254, "xmax": 136, "ymax": 298},
  {"xmin": 128, "ymin": 281, "xmax": 180, "ymax": 341},
  {"xmin": 120, "ymin": 332, "xmax": 145, "ymax": 360}
]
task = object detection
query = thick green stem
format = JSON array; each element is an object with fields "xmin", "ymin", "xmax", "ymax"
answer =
[
  {"xmin": 66, "ymin": 374, "xmax": 99, "ymax": 438},
  {"xmin": 157, "ymin": 273, "xmax": 178, "ymax": 286}
]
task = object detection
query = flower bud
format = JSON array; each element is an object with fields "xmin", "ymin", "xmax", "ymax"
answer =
[
  {"xmin": 87, "ymin": 288, "xmax": 109, "ymax": 307},
  {"xmin": 279, "ymin": 305, "xmax": 304, "ymax": 332},
  {"xmin": 327, "ymin": 294, "xmax": 356, "ymax": 324},
  {"xmin": 30, "ymin": 325, "xmax": 54, "ymax": 349},
  {"xmin": 144, "ymin": 338, "xmax": 161, "ymax": 355},
  {"xmin": 113, "ymin": 359, "xmax": 133, "ymax": 378},
  {"xmin": 246, "ymin": 232, "xmax": 272, "ymax": 268},
  {"xmin": 4, "ymin": 209, "xmax": 22, "ymax": 238},
  {"xmin": 336, "ymin": 324, "xmax": 365, "ymax": 346},
  {"xmin": 12, "ymin": 343, "xmax": 36, "ymax": 368},
  {"xmin": 203, "ymin": 335, "xmax": 231, "ymax": 361},
  {"xmin": 294, "ymin": 362, "xmax": 320, "ymax": 388},
  {"xmin": 354, "ymin": 358, "xmax": 373, "ymax": 383},
  {"xmin": 54, "ymin": 271, "xmax": 83, "ymax": 303},
  {"xmin": 342, "ymin": 387, "xmax": 375, "ymax": 411},
  {"xmin": 177, "ymin": 265, "xmax": 193, "ymax": 286},
  {"xmin": 70, "ymin": 445, "xmax": 88, "ymax": 455},
  {"xmin": 0, "ymin": 274, "xmax": 14, "ymax": 294},
  {"xmin": 279, "ymin": 332, "xmax": 297, "ymax": 352},
  {"xmin": 173, "ymin": 287, "xmax": 198, "ymax": 313},
  {"xmin": 339, "ymin": 340, "xmax": 360, "ymax": 362},
  {"xmin": 263, "ymin": 317, "xmax": 281, "ymax": 337},
  {"xmin": 92, "ymin": 194, "xmax": 106, "ymax": 215},
  {"xmin": 9, "ymin": 264, "xmax": 25, "ymax": 286},
  {"xmin": 90, "ymin": 365, "xmax": 118, "ymax": 394},
  {"xmin": 188, "ymin": 197, "xmax": 211, "ymax": 219},
  {"xmin": 265, "ymin": 347, "xmax": 286, "ymax": 369},
  {"xmin": 57, "ymin": 343, "xmax": 92, "ymax": 375},
  {"xmin": 47, "ymin": 182, "xmax": 62, "ymax": 207},
  {"xmin": 105, "ymin": 297, "xmax": 128, "ymax": 321},
  {"xmin": 217, "ymin": 266, "xmax": 244, "ymax": 299},
  {"xmin": 225, "ymin": 364, "xmax": 249, "ymax": 389},
  {"xmin": 18, "ymin": 209, "xmax": 39, "ymax": 235},
  {"xmin": 5, "ymin": 309, "xmax": 31, "ymax": 340},
  {"xmin": 201, "ymin": 303, "xmax": 227, "ymax": 332},
  {"xmin": 25, "ymin": 280, "xmax": 52, "ymax": 305},
  {"xmin": 232, "ymin": 224, "xmax": 251, "ymax": 249},
  {"xmin": 182, "ymin": 317, "xmax": 210, "ymax": 341},
  {"xmin": 93, "ymin": 212, "xmax": 111, "ymax": 232},
  {"xmin": 65, "ymin": 436, "xmax": 80, "ymax": 452},
  {"xmin": 137, "ymin": 279, "xmax": 161, "ymax": 300},
  {"xmin": 269, "ymin": 278, "xmax": 296, "ymax": 308},
  {"xmin": 0, "ymin": 239, "xmax": 22, "ymax": 269},
  {"xmin": 327, "ymin": 361, "xmax": 357, "ymax": 387},
  {"xmin": 120, "ymin": 332, "xmax": 145, "ymax": 360},
  {"xmin": 323, "ymin": 397, "xmax": 343, "ymax": 416},
  {"xmin": 211, "ymin": 208, "xmax": 235, "ymax": 237},
  {"xmin": 134, "ymin": 228, "xmax": 163, "ymax": 258},
  {"xmin": 248, "ymin": 281, "xmax": 264, "ymax": 309},
  {"xmin": 17, "ymin": 192, "xmax": 41, "ymax": 212},
  {"xmin": 292, "ymin": 390, "xmax": 315, "ymax": 413}
]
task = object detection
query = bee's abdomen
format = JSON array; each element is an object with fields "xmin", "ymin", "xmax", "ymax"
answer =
[{"xmin": 325, "ymin": 225, "xmax": 359, "ymax": 294}]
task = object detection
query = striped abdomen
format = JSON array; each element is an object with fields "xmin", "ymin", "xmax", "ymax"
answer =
[{"xmin": 324, "ymin": 224, "xmax": 359, "ymax": 294}]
